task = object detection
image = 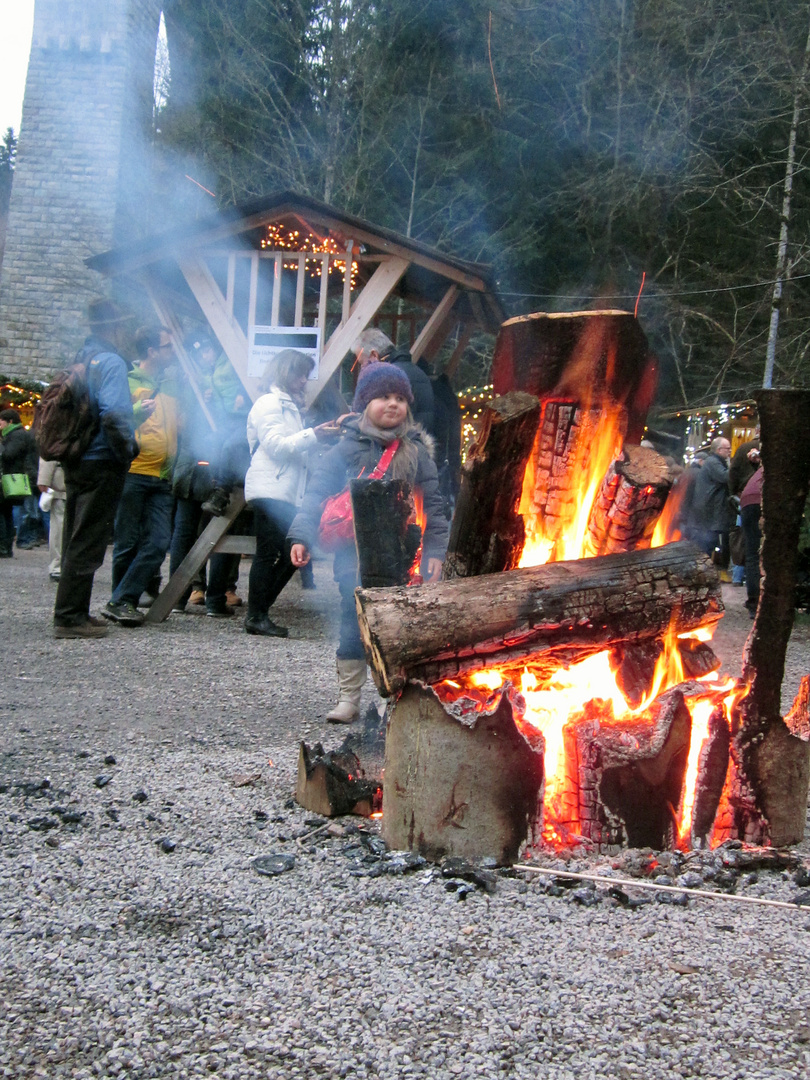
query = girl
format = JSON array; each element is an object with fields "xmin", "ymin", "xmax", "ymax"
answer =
[
  {"xmin": 289, "ymin": 362, "xmax": 448, "ymax": 721},
  {"xmin": 243, "ymin": 349, "xmax": 338, "ymax": 636}
]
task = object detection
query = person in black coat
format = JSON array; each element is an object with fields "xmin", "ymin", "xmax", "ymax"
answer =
[
  {"xmin": 351, "ymin": 328, "xmax": 435, "ymax": 436},
  {"xmin": 289, "ymin": 362, "xmax": 448, "ymax": 722},
  {"xmin": 688, "ymin": 436, "xmax": 734, "ymax": 566},
  {"xmin": 0, "ymin": 408, "xmax": 39, "ymax": 556}
]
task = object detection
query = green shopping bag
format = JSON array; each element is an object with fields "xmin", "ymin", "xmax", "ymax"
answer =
[{"xmin": 1, "ymin": 473, "xmax": 32, "ymax": 499}]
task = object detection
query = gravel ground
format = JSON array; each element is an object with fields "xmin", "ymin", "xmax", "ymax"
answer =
[{"xmin": 2, "ymin": 548, "xmax": 810, "ymax": 1080}]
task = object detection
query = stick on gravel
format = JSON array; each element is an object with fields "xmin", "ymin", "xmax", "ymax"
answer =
[{"xmin": 514, "ymin": 864, "xmax": 806, "ymax": 912}]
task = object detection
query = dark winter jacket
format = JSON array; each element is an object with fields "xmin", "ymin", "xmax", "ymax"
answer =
[
  {"xmin": 691, "ymin": 452, "xmax": 734, "ymax": 533},
  {"xmin": 0, "ymin": 423, "xmax": 38, "ymax": 484},
  {"xmin": 288, "ymin": 417, "xmax": 449, "ymax": 579},
  {"xmin": 728, "ymin": 439, "xmax": 760, "ymax": 496},
  {"xmin": 385, "ymin": 348, "xmax": 436, "ymax": 436},
  {"xmin": 78, "ymin": 336, "xmax": 137, "ymax": 466}
]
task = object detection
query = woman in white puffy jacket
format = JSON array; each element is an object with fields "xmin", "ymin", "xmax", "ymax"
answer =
[{"xmin": 243, "ymin": 350, "xmax": 338, "ymax": 637}]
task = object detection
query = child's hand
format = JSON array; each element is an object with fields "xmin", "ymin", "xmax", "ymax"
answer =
[
  {"xmin": 290, "ymin": 543, "xmax": 310, "ymax": 567},
  {"xmin": 425, "ymin": 558, "xmax": 443, "ymax": 581}
]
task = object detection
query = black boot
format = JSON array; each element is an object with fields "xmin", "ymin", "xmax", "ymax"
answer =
[{"xmin": 244, "ymin": 614, "xmax": 288, "ymax": 638}]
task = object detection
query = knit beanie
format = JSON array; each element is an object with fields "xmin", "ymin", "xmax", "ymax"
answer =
[{"xmin": 352, "ymin": 362, "xmax": 414, "ymax": 413}]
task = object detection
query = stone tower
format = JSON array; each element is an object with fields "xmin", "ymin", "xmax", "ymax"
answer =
[{"xmin": 0, "ymin": 0, "xmax": 162, "ymax": 379}]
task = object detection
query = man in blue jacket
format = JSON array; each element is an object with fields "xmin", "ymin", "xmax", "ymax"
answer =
[{"xmin": 53, "ymin": 300, "xmax": 136, "ymax": 639}]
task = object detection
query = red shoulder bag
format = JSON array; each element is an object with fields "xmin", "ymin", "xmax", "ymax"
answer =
[{"xmin": 318, "ymin": 440, "xmax": 400, "ymax": 551}]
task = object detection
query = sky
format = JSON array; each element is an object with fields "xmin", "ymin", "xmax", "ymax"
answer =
[{"xmin": 0, "ymin": 0, "xmax": 35, "ymax": 137}]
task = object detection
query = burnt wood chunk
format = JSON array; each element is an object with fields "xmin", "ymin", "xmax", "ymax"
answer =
[
  {"xmin": 443, "ymin": 391, "xmax": 540, "ymax": 579},
  {"xmin": 351, "ymin": 477, "xmax": 421, "ymax": 588},
  {"xmin": 677, "ymin": 638, "xmax": 721, "ymax": 680},
  {"xmin": 609, "ymin": 641, "xmax": 662, "ymax": 709},
  {"xmin": 296, "ymin": 742, "xmax": 379, "ymax": 818},
  {"xmin": 382, "ymin": 684, "xmax": 544, "ymax": 865},
  {"xmin": 356, "ymin": 541, "xmax": 723, "ymax": 696},
  {"xmin": 584, "ymin": 444, "xmax": 673, "ymax": 557}
]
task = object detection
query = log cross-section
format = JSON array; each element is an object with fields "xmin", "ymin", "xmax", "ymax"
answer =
[
  {"xmin": 584, "ymin": 444, "xmax": 673, "ymax": 557},
  {"xmin": 356, "ymin": 541, "xmax": 723, "ymax": 695}
]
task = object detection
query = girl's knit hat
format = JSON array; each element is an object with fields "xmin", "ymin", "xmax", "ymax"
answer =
[{"xmin": 352, "ymin": 362, "xmax": 414, "ymax": 413}]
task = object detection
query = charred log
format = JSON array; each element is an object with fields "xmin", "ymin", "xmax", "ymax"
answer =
[
  {"xmin": 443, "ymin": 391, "xmax": 540, "ymax": 579},
  {"xmin": 584, "ymin": 444, "xmax": 673, "ymax": 557},
  {"xmin": 351, "ymin": 478, "xmax": 421, "ymax": 588},
  {"xmin": 296, "ymin": 741, "xmax": 380, "ymax": 818},
  {"xmin": 356, "ymin": 541, "xmax": 723, "ymax": 695},
  {"xmin": 490, "ymin": 310, "xmax": 657, "ymax": 442},
  {"xmin": 689, "ymin": 706, "xmax": 731, "ymax": 849}
]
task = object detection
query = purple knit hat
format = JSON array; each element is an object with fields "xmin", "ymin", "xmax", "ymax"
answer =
[{"xmin": 352, "ymin": 362, "xmax": 414, "ymax": 413}]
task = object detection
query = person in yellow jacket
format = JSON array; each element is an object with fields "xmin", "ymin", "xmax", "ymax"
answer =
[{"xmin": 103, "ymin": 324, "xmax": 178, "ymax": 626}]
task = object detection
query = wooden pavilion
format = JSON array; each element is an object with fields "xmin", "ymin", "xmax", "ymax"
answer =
[{"xmin": 86, "ymin": 191, "xmax": 504, "ymax": 620}]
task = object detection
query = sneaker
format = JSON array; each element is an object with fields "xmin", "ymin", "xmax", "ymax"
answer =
[
  {"xmin": 171, "ymin": 605, "xmax": 186, "ymax": 614},
  {"xmin": 16, "ymin": 541, "xmax": 37, "ymax": 550},
  {"xmin": 54, "ymin": 620, "xmax": 109, "ymax": 639},
  {"xmin": 49, "ymin": 572, "xmax": 61, "ymax": 582},
  {"xmin": 225, "ymin": 590, "xmax": 243, "ymax": 607},
  {"xmin": 201, "ymin": 488, "xmax": 230, "ymax": 516},
  {"xmin": 244, "ymin": 615, "xmax": 288, "ymax": 638},
  {"xmin": 102, "ymin": 600, "xmax": 145, "ymax": 627},
  {"xmin": 188, "ymin": 589, "xmax": 205, "ymax": 606},
  {"xmin": 206, "ymin": 606, "xmax": 234, "ymax": 618}
]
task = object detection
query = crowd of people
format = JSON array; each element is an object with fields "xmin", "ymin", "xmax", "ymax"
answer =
[{"xmin": 2, "ymin": 300, "xmax": 460, "ymax": 722}]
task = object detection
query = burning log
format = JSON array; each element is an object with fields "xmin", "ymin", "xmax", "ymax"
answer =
[
  {"xmin": 558, "ymin": 687, "xmax": 692, "ymax": 850},
  {"xmin": 689, "ymin": 705, "xmax": 731, "ymax": 848},
  {"xmin": 382, "ymin": 684, "xmax": 545, "ymax": 864},
  {"xmin": 490, "ymin": 310, "xmax": 657, "ymax": 442},
  {"xmin": 520, "ymin": 398, "xmax": 625, "ymax": 561},
  {"xmin": 584, "ymin": 444, "xmax": 673, "ymax": 557},
  {"xmin": 443, "ymin": 391, "xmax": 540, "ymax": 579},
  {"xmin": 356, "ymin": 541, "xmax": 723, "ymax": 695},
  {"xmin": 351, "ymin": 478, "xmax": 421, "ymax": 588}
]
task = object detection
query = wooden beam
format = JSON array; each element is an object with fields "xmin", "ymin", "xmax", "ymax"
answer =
[
  {"xmin": 226, "ymin": 254, "xmax": 235, "ymax": 318},
  {"xmin": 318, "ymin": 253, "xmax": 329, "ymax": 346},
  {"xmin": 144, "ymin": 491, "xmax": 247, "ymax": 624},
  {"xmin": 271, "ymin": 252, "xmax": 282, "ymax": 325},
  {"xmin": 178, "ymin": 254, "xmax": 261, "ymax": 402},
  {"xmin": 248, "ymin": 252, "xmax": 259, "ymax": 333},
  {"xmin": 410, "ymin": 285, "xmax": 459, "ymax": 362},
  {"xmin": 143, "ymin": 276, "xmax": 218, "ymax": 431},
  {"xmin": 307, "ymin": 256, "xmax": 410, "ymax": 406},
  {"xmin": 295, "ymin": 254, "xmax": 306, "ymax": 327},
  {"xmin": 342, "ymin": 242, "xmax": 354, "ymax": 324}
]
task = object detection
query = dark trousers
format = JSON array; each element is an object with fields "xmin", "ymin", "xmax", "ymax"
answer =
[
  {"xmin": 170, "ymin": 497, "xmax": 205, "ymax": 606},
  {"xmin": 111, "ymin": 473, "xmax": 175, "ymax": 605},
  {"xmin": 54, "ymin": 459, "xmax": 128, "ymax": 626},
  {"xmin": 247, "ymin": 499, "xmax": 296, "ymax": 618},
  {"xmin": 0, "ymin": 501, "xmax": 15, "ymax": 554},
  {"xmin": 741, "ymin": 503, "xmax": 762, "ymax": 610}
]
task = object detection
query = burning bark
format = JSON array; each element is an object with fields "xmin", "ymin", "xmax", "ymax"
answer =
[
  {"xmin": 356, "ymin": 541, "xmax": 723, "ymax": 695},
  {"xmin": 443, "ymin": 391, "xmax": 540, "ymax": 579},
  {"xmin": 296, "ymin": 741, "xmax": 380, "ymax": 818},
  {"xmin": 584, "ymin": 444, "xmax": 674, "ymax": 557},
  {"xmin": 351, "ymin": 477, "xmax": 422, "ymax": 588}
]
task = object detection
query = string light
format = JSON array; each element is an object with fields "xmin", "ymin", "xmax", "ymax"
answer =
[{"xmin": 260, "ymin": 222, "xmax": 359, "ymax": 287}]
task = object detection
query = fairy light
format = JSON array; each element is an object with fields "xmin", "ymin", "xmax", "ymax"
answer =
[{"xmin": 260, "ymin": 222, "xmax": 359, "ymax": 287}]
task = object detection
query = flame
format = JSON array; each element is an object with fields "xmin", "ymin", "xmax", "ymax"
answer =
[{"xmin": 518, "ymin": 404, "xmax": 626, "ymax": 567}]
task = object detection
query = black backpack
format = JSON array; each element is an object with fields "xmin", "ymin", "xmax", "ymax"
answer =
[{"xmin": 33, "ymin": 347, "xmax": 101, "ymax": 466}]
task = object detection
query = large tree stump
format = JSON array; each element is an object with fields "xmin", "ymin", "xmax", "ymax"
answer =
[
  {"xmin": 584, "ymin": 444, "xmax": 673, "ymax": 557},
  {"xmin": 356, "ymin": 541, "xmax": 723, "ymax": 695},
  {"xmin": 443, "ymin": 391, "xmax": 540, "ymax": 579},
  {"xmin": 382, "ymin": 684, "xmax": 544, "ymax": 865},
  {"xmin": 737, "ymin": 389, "xmax": 810, "ymax": 845}
]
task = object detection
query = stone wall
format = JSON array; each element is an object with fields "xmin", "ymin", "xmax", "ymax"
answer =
[{"xmin": 0, "ymin": 0, "xmax": 161, "ymax": 380}]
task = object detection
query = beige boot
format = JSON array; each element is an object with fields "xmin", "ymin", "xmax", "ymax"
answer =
[{"xmin": 326, "ymin": 659, "xmax": 367, "ymax": 723}]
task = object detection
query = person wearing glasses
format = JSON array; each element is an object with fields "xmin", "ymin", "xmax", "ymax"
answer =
[{"xmin": 103, "ymin": 324, "xmax": 178, "ymax": 626}]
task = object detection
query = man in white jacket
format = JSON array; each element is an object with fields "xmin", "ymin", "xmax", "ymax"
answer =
[{"xmin": 242, "ymin": 350, "xmax": 339, "ymax": 637}]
